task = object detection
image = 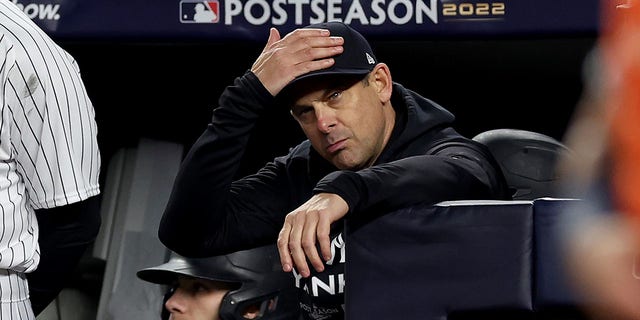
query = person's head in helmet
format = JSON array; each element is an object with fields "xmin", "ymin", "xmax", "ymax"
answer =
[
  {"xmin": 137, "ymin": 244, "xmax": 300, "ymax": 320},
  {"xmin": 164, "ymin": 276, "xmax": 239, "ymax": 320}
]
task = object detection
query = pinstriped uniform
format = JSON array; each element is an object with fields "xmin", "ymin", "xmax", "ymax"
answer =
[{"xmin": 0, "ymin": 2, "xmax": 100, "ymax": 318}]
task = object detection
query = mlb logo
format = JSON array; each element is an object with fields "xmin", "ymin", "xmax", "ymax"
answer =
[{"xmin": 180, "ymin": 0, "xmax": 219, "ymax": 23}]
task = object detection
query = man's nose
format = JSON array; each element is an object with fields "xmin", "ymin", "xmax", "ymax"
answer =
[
  {"xmin": 165, "ymin": 289, "xmax": 187, "ymax": 315},
  {"xmin": 315, "ymin": 106, "xmax": 337, "ymax": 133}
]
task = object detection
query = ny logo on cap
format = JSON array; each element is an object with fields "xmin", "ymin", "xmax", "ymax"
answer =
[{"xmin": 366, "ymin": 53, "xmax": 375, "ymax": 64}]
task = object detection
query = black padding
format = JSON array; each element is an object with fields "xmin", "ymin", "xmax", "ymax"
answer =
[
  {"xmin": 345, "ymin": 200, "xmax": 534, "ymax": 320},
  {"xmin": 533, "ymin": 198, "xmax": 583, "ymax": 309},
  {"xmin": 473, "ymin": 129, "xmax": 571, "ymax": 200}
]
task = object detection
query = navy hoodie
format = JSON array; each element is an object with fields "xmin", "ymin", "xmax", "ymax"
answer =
[{"xmin": 159, "ymin": 71, "xmax": 509, "ymax": 319}]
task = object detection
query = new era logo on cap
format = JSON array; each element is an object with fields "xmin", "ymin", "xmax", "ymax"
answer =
[{"xmin": 366, "ymin": 52, "xmax": 375, "ymax": 65}]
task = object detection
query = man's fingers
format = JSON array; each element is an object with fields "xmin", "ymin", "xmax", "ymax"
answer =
[
  {"xmin": 288, "ymin": 215, "xmax": 310, "ymax": 277},
  {"xmin": 277, "ymin": 222, "xmax": 293, "ymax": 272},
  {"xmin": 317, "ymin": 217, "xmax": 332, "ymax": 262},
  {"xmin": 281, "ymin": 28, "xmax": 331, "ymax": 43},
  {"xmin": 278, "ymin": 194, "xmax": 348, "ymax": 278},
  {"xmin": 258, "ymin": 27, "xmax": 280, "ymax": 56},
  {"xmin": 287, "ymin": 35, "xmax": 343, "ymax": 54},
  {"xmin": 286, "ymin": 36, "xmax": 343, "ymax": 65},
  {"xmin": 302, "ymin": 214, "xmax": 325, "ymax": 273},
  {"xmin": 278, "ymin": 29, "xmax": 343, "ymax": 67},
  {"xmin": 266, "ymin": 27, "xmax": 281, "ymax": 47}
]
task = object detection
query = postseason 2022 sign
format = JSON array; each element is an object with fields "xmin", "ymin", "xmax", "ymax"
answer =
[{"xmin": 14, "ymin": 0, "xmax": 599, "ymax": 41}]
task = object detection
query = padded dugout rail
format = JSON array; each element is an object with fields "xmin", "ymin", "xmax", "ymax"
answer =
[{"xmin": 345, "ymin": 198, "xmax": 584, "ymax": 319}]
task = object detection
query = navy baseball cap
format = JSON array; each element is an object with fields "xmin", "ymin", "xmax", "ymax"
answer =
[{"xmin": 280, "ymin": 21, "xmax": 378, "ymax": 94}]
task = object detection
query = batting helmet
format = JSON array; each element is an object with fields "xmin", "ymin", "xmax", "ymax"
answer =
[{"xmin": 137, "ymin": 244, "xmax": 300, "ymax": 320}]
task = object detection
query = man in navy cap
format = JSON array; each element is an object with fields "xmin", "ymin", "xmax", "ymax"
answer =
[{"xmin": 159, "ymin": 22, "xmax": 509, "ymax": 319}]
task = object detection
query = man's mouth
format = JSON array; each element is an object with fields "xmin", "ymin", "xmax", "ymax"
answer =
[{"xmin": 327, "ymin": 139, "xmax": 347, "ymax": 154}]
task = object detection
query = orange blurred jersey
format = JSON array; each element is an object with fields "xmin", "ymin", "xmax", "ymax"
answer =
[{"xmin": 604, "ymin": 0, "xmax": 640, "ymax": 218}]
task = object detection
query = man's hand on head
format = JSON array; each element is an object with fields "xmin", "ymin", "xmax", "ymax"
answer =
[
  {"xmin": 277, "ymin": 193, "xmax": 348, "ymax": 278},
  {"xmin": 251, "ymin": 27, "xmax": 344, "ymax": 97}
]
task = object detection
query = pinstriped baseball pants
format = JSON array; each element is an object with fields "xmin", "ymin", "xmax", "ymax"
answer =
[{"xmin": 0, "ymin": 270, "xmax": 34, "ymax": 320}]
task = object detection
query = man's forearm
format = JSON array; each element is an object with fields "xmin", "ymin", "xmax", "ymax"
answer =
[{"xmin": 314, "ymin": 154, "xmax": 498, "ymax": 216}]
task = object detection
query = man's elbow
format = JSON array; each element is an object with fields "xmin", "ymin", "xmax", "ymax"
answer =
[{"xmin": 157, "ymin": 224, "xmax": 216, "ymax": 258}]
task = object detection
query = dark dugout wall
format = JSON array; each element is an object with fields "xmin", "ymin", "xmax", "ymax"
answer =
[
  {"xmin": 22, "ymin": 0, "xmax": 599, "ymax": 179},
  {"xmin": 61, "ymin": 35, "xmax": 596, "ymax": 179}
]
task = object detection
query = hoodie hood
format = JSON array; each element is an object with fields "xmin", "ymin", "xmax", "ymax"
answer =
[{"xmin": 375, "ymin": 82, "xmax": 455, "ymax": 164}]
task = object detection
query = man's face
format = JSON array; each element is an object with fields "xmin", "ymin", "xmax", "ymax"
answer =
[
  {"xmin": 290, "ymin": 69, "xmax": 395, "ymax": 170},
  {"xmin": 165, "ymin": 276, "xmax": 232, "ymax": 320}
]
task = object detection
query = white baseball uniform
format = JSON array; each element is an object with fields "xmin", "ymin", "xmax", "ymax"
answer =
[{"xmin": 0, "ymin": 1, "xmax": 100, "ymax": 318}]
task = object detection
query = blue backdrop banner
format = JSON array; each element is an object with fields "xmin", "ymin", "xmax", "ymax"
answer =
[{"xmin": 13, "ymin": 0, "xmax": 599, "ymax": 41}]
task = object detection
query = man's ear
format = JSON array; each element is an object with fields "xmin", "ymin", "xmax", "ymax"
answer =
[
  {"xmin": 371, "ymin": 63, "xmax": 393, "ymax": 103},
  {"xmin": 242, "ymin": 298, "xmax": 278, "ymax": 319},
  {"xmin": 241, "ymin": 303, "xmax": 261, "ymax": 319}
]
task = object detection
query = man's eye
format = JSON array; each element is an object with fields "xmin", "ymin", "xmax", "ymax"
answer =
[
  {"xmin": 297, "ymin": 107, "xmax": 313, "ymax": 116},
  {"xmin": 329, "ymin": 91, "xmax": 342, "ymax": 100},
  {"xmin": 193, "ymin": 283, "xmax": 208, "ymax": 292}
]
